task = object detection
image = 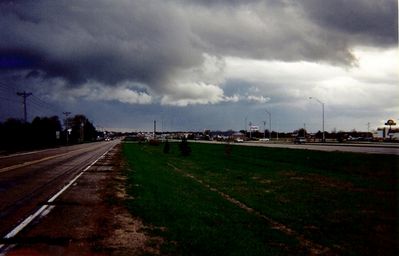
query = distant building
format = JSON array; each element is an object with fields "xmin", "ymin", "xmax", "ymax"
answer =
[
  {"xmin": 374, "ymin": 127, "xmax": 399, "ymax": 140},
  {"xmin": 231, "ymin": 132, "xmax": 246, "ymax": 141}
]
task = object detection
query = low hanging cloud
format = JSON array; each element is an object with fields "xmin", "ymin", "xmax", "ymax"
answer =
[
  {"xmin": 246, "ymin": 95, "xmax": 270, "ymax": 104},
  {"xmin": 76, "ymin": 84, "xmax": 153, "ymax": 105},
  {"xmin": 160, "ymin": 82, "xmax": 224, "ymax": 106},
  {"xmin": 0, "ymin": 0, "xmax": 397, "ymax": 108}
]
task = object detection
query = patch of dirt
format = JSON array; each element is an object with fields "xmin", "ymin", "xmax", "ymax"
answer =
[
  {"xmin": 101, "ymin": 208, "xmax": 163, "ymax": 256},
  {"xmin": 98, "ymin": 145, "xmax": 164, "ymax": 255},
  {"xmin": 280, "ymin": 170, "xmax": 297, "ymax": 177},
  {"xmin": 251, "ymin": 176, "xmax": 272, "ymax": 184},
  {"xmin": 305, "ymin": 174, "xmax": 354, "ymax": 190},
  {"xmin": 282, "ymin": 171, "xmax": 354, "ymax": 190}
]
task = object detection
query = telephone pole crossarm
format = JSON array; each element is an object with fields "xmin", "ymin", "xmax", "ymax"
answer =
[{"xmin": 16, "ymin": 91, "xmax": 32, "ymax": 123}]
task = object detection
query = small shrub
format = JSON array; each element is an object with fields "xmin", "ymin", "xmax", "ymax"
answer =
[
  {"xmin": 179, "ymin": 137, "xmax": 191, "ymax": 156},
  {"xmin": 149, "ymin": 139, "xmax": 160, "ymax": 146},
  {"xmin": 163, "ymin": 140, "xmax": 171, "ymax": 154},
  {"xmin": 224, "ymin": 142, "xmax": 232, "ymax": 157}
]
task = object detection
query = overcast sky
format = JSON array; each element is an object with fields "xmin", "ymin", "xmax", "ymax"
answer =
[{"xmin": 0, "ymin": 0, "xmax": 398, "ymax": 132}]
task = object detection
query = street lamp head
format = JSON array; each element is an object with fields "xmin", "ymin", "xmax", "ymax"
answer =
[{"xmin": 309, "ymin": 96, "xmax": 324, "ymax": 105}]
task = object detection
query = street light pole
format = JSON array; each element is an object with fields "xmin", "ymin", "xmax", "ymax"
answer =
[
  {"xmin": 309, "ymin": 97, "xmax": 325, "ymax": 142},
  {"xmin": 63, "ymin": 111, "xmax": 71, "ymax": 145},
  {"xmin": 249, "ymin": 121, "xmax": 252, "ymax": 139},
  {"xmin": 263, "ymin": 121, "xmax": 266, "ymax": 138},
  {"xmin": 265, "ymin": 109, "xmax": 271, "ymax": 140}
]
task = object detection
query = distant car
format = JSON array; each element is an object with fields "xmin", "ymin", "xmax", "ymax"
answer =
[
  {"xmin": 294, "ymin": 137, "xmax": 306, "ymax": 144},
  {"xmin": 348, "ymin": 136, "xmax": 360, "ymax": 141},
  {"xmin": 259, "ymin": 138, "xmax": 270, "ymax": 142},
  {"xmin": 234, "ymin": 138, "xmax": 244, "ymax": 143}
]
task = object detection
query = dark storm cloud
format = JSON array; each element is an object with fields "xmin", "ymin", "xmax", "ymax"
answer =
[
  {"xmin": 0, "ymin": 0, "xmax": 202, "ymax": 87},
  {"xmin": 188, "ymin": 0, "xmax": 397, "ymax": 65},
  {"xmin": 0, "ymin": 49, "xmax": 42, "ymax": 69},
  {"xmin": 175, "ymin": 0, "xmax": 261, "ymax": 6},
  {"xmin": 0, "ymin": 0, "xmax": 396, "ymax": 91},
  {"xmin": 188, "ymin": 0, "xmax": 398, "ymax": 43},
  {"xmin": 297, "ymin": 0, "xmax": 398, "ymax": 45}
]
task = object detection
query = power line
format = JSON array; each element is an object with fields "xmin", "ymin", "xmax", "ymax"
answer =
[
  {"xmin": 0, "ymin": 82, "xmax": 22, "ymax": 121},
  {"xmin": 1, "ymin": 80, "xmax": 67, "ymax": 122},
  {"xmin": 30, "ymin": 95, "xmax": 61, "ymax": 116},
  {"xmin": 1, "ymin": 82, "xmax": 63, "ymax": 121},
  {"xmin": 16, "ymin": 91, "xmax": 32, "ymax": 123},
  {"xmin": 0, "ymin": 96, "xmax": 16, "ymax": 103},
  {"xmin": 0, "ymin": 84, "xmax": 17, "ymax": 98},
  {"xmin": 0, "ymin": 82, "xmax": 20, "ymax": 95}
]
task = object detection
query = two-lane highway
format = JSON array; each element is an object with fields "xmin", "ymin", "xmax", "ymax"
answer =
[{"xmin": 0, "ymin": 140, "xmax": 119, "ymax": 250}]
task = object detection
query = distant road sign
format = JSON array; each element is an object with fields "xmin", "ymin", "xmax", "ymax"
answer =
[{"xmin": 250, "ymin": 126, "xmax": 259, "ymax": 131}]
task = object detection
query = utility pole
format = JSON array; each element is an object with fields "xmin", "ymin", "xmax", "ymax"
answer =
[
  {"xmin": 80, "ymin": 121, "xmax": 84, "ymax": 143},
  {"xmin": 304, "ymin": 123, "xmax": 306, "ymax": 138},
  {"xmin": 263, "ymin": 121, "xmax": 266, "ymax": 138},
  {"xmin": 249, "ymin": 121, "xmax": 252, "ymax": 139},
  {"xmin": 154, "ymin": 120, "xmax": 156, "ymax": 139},
  {"xmin": 265, "ymin": 109, "xmax": 271, "ymax": 140},
  {"xmin": 16, "ymin": 91, "xmax": 32, "ymax": 123},
  {"xmin": 161, "ymin": 116, "xmax": 164, "ymax": 134},
  {"xmin": 63, "ymin": 112, "xmax": 71, "ymax": 145},
  {"xmin": 309, "ymin": 97, "xmax": 325, "ymax": 142},
  {"xmin": 276, "ymin": 121, "xmax": 279, "ymax": 141}
]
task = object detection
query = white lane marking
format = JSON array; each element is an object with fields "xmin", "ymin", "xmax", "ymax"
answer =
[
  {"xmin": 0, "ymin": 153, "xmax": 71, "ymax": 173},
  {"xmin": 0, "ymin": 145, "xmax": 115, "ymax": 252},
  {"xmin": 0, "ymin": 148, "xmax": 53, "ymax": 159},
  {"xmin": 0, "ymin": 146, "xmax": 103, "ymax": 174},
  {"xmin": 0, "ymin": 143, "xmax": 102, "ymax": 159}
]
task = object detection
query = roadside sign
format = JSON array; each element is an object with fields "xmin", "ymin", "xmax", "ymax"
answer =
[{"xmin": 385, "ymin": 119, "xmax": 396, "ymax": 126}]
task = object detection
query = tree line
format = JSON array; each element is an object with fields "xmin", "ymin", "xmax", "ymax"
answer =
[{"xmin": 0, "ymin": 114, "xmax": 97, "ymax": 153}]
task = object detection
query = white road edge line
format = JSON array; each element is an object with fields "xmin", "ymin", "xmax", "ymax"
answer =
[{"xmin": 0, "ymin": 146, "xmax": 114, "ymax": 253}]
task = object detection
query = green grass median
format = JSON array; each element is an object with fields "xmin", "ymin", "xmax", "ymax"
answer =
[{"xmin": 123, "ymin": 142, "xmax": 398, "ymax": 255}]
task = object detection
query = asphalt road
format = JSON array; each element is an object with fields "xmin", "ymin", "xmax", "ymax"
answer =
[
  {"xmin": 0, "ymin": 140, "xmax": 119, "ymax": 252},
  {"xmin": 192, "ymin": 140, "xmax": 399, "ymax": 155},
  {"xmin": 243, "ymin": 142, "xmax": 399, "ymax": 155}
]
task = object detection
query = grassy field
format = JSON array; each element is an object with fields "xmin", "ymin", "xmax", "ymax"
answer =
[{"xmin": 122, "ymin": 141, "xmax": 398, "ymax": 256}]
